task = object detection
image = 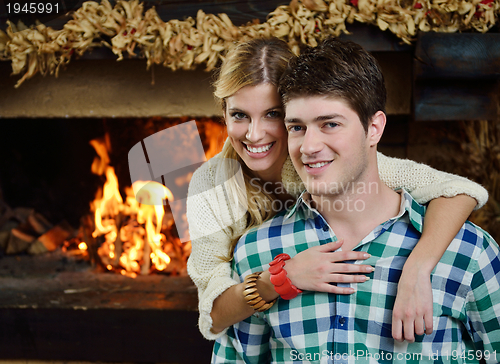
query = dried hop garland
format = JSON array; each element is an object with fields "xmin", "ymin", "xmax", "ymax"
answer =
[{"xmin": 0, "ymin": 0, "xmax": 498, "ymax": 87}]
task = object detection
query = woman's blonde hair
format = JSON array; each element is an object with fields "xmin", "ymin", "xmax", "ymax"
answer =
[{"xmin": 213, "ymin": 37, "xmax": 294, "ymax": 259}]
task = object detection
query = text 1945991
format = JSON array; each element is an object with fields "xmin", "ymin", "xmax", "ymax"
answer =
[{"xmin": 6, "ymin": 2, "xmax": 60, "ymax": 15}]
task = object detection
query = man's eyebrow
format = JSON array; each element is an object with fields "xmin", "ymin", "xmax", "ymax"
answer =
[
  {"xmin": 315, "ymin": 114, "xmax": 344, "ymax": 121},
  {"xmin": 284, "ymin": 114, "xmax": 344, "ymax": 124}
]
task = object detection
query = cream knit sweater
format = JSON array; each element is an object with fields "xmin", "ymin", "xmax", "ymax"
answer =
[{"xmin": 186, "ymin": 143, "xmax": 488, "ymax": 340}]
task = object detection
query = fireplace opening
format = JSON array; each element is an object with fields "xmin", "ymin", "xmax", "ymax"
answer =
[
  {"xmin": 0, "ymin": 117, "xmax": 226, "ymax": 363},
  {"xmin": 0, "ymin": 117, "xmax": 226, "ymax": 271}
]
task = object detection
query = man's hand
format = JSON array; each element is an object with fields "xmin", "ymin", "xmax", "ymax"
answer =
[
  {"xmin": 391, "ymin": 266, "xmax": 434, "ymax": 342},
  {"xmin": 284, "ymin": 239, "xmax": 374, "ymax": 295}
]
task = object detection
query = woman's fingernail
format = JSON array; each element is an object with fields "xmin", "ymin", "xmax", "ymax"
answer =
[
  {"xmin": 366, "ymin": 266, "xmax": 375, "ymax": 272},
  {"xmin": 364, "ymin": 276, "xmax": 371, "ymax": 281},
  {"xmin": 363, "ymin": 253, "xmax": 371, "ymax": 258}
]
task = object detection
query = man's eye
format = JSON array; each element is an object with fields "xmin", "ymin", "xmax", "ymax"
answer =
[
  {"xmin": 325, "ymin": 122, "xmax": 338, "ymax": 128},
  {"xmin": 287, "ymin": 125, "xmax": 303, "ymax": 132}
]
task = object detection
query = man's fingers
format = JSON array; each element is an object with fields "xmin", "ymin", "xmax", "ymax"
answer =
[
  {"xmin": 413, "ymin": 317, "xmax": 425, "ymax": 336},
  {"xmin": 424, "ymin": 312, "xmax": 434, "ymax": 335},
  {"xmin": 403, "ymin": 320, "xmax": 416, "ymax": 343},
  {"xmin": 392, "ymin": 320, "xmax": 403, "ymax": 342}
]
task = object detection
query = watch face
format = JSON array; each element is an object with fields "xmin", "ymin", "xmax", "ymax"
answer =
[{"xmin": 2, "ymin": 0, "xmax": 84, "ymax": 30}]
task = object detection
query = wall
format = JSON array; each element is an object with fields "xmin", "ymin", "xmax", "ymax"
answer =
[
  {"xmin": 0, "ymin": 59, "xmax": 220, "ymax": 118},
  {"xmin": 0, "ymin": 52, "xmax": 411, "ymax": 118}
]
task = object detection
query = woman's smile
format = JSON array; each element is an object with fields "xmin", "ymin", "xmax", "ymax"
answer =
[{"xmin": 225, "ymin": 83, "xmax": 289, "ymax": 182}]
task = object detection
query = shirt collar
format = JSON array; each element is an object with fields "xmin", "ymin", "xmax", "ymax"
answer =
[
  {"xmin": 284, "ymin": 188, "xmax": 426, "ymax": 234},
  {"xmin": 399, "ymin": 188, "xmax": 426, "ymax": 233},
  {"xmin": 284, "ymin": 190, "xmax": 310, "ymax": 220}
]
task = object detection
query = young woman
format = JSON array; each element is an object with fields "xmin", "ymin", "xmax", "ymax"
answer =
[{"xmin": 186, "ymin": 38, "xmax": 488, "ymax": 343}]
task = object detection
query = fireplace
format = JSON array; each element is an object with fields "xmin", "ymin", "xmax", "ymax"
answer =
[{"xmin": 0, "ymin": 116, "xmax": 227, "ymax": 363}]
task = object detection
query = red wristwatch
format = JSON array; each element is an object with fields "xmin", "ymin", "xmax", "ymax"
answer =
[{"xmin": 269, "ymin": 253, "xmax": 302, "ymax": 300}]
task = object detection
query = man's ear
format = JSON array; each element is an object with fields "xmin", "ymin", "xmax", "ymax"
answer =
[{"xmin": 367, "ymin": 111, "xmax": 386, "ymax": 147}]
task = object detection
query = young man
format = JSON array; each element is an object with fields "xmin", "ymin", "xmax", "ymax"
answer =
[{"xmin": 212, "ymin": 38, "xmax": 500, "ymax": 363}]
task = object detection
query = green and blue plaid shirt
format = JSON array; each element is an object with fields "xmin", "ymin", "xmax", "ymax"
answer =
[{"xmin": 212, "ymin": 190, "xmax": 500, "ymax": 363}]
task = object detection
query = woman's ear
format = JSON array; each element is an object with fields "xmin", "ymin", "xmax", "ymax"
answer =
[{"xmin": 368, "ymin": 111, "xmax": 386, "ymax": 147}]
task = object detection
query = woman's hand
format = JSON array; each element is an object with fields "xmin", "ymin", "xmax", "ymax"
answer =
[
  {"xmin": 284, "ymin": 239, "xmax": 373, "ymax": 294},
  {"xmin": 391, "ymin": 261, "xmax": 434, "ymax": 342}
]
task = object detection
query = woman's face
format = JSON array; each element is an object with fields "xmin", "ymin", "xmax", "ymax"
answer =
[{"xmin": 225, "ymin": 83, "xmax": 289, "ymax": 182}]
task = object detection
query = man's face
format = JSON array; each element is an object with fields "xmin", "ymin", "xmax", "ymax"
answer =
[{"xmin": 284, "ymin": 96, "xmax": 371, "ymax": 198}]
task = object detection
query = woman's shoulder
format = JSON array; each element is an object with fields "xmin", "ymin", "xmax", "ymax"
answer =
[
  {"xmin": 189, "ymin": 152, "xmax": 223, "ymax": 192},
  {"xmin": 281, "ymin": 156, "xmax": 305, "ymax": 198}
]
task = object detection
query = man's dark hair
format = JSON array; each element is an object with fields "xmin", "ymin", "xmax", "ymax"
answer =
[{"xmin": 279, "ymin": 37, "xmax": 387, "ymax": 132}]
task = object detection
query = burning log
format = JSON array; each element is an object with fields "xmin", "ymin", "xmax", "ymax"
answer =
[
  {"xmin": 81, "ymin": 214, "xmax": 102, "ymax": 270},
  {"xmin": 27, "ymin": 220, "xmax": 74, "ymax": 255}
]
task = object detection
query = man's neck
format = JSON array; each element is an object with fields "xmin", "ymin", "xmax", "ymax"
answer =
[{"xmin": 312, "ymin": 170, "xmax": 401, "ymax": 251}]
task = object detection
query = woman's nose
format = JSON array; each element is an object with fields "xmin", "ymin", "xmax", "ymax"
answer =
[{"xmin": 246, "ymin": 120, "xmax": 265, "ymax": 142}]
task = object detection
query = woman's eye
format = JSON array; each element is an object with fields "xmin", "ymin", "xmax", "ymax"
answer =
[
  {"xmin": 267, "ymin": 110, "xmax": 282, "ymax": 119},
  {"xmin": 231, "ymin": 112, "xmax": 247, "ymax": 120}
]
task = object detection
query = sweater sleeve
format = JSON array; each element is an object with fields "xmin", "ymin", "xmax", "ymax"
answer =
[
  {"xmin": 186, "ymin": 158, "xmax": 247, "ymax": 340},
  {"xmin": 377, "ymin": 152, "xmax": 488, "ymax": 210}
]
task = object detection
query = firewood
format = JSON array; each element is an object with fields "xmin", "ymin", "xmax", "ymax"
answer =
[
  {"xmin": 0, "ymin": 230, "xmax": 10, "ymax": 251},
  {"xmin": 27, "ymin": 212, "xmax": 53, "ymax": 235},
  {"xmin": 81, "ymin": 214, "xmax": 100, "ymax": 268},
  {"xmin": 12, "ymin": 207, "xmax": 34, "ymax": 223},
  {"xmin": 112, "ymin": 213, "xmax": 124, "ymax": 267},
  {"xmin": 27, "ymin": 240, "xmax": 48, "ymax": 255},
  {"xmin": 0, "ymin": 200, "xmax": 13, "ymax": 228},
  {"xmin": 141, "ymin": 238, "xmax": 151, "ymax": 275},
  {"xmin": 6, "ymin": 228, "xmax": 36, "ymax": 254},
  {"xmin": 34, "ymin": 220, "xmax": 74, "ymax": 252}
]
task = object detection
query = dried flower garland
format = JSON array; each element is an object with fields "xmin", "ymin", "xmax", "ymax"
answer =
[{"xmin": 0, "ymin": 0, "xmax": 498, "ymax": 87}]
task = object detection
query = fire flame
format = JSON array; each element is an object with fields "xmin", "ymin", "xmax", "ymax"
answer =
[
  {"xmin": 88, "ymin": 138, "xmax": 182, "ymax": 278},
  {"xmin": 86, "ymin": 120, "xmax": 226, "ymax": 277}
]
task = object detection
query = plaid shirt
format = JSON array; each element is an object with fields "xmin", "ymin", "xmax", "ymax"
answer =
[{"xmin": 212, "ymin": 190, "xmax": 500, "ymax": 364}]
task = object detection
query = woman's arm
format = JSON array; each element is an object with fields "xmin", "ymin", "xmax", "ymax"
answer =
[
  {"xmin": 186, "ymin": 161, "xmax": 248, "ymax": 340},
  {"xmin": 377, "ymin": 152, "xmax": 488, "ymax": 209},
  {"xmin": 377, "ymin": 153, "xmax": 485, "ymax": 342},
  {"xmin": 392, "ymin": 195, "xmax": 477, "ymax": 342},
  {"xmin": 210, "ymin": 239, "xmax": 373, "ymax": 334}
]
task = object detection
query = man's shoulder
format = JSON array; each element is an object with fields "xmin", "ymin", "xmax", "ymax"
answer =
[
  {"xmin": 459, "ymin": 220, "xmax": 497, "ymax": 248},
  {"xmin": 440, "ymin": 220, "xmax": 500, "ymax": 273}
]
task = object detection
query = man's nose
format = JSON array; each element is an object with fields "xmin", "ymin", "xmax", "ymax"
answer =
[{"xmin": 300, "ymin": 128, "xmax": 322, "ymax": 155}]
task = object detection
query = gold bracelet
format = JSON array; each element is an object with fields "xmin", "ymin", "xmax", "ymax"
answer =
[{"xmin": 243, "ymin": 272, "xmax": 277, "ymax": 312}]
